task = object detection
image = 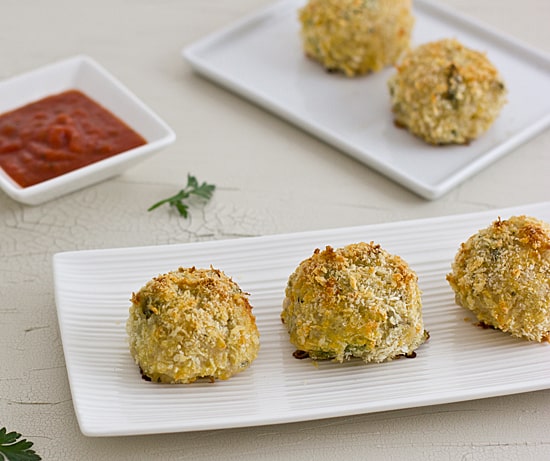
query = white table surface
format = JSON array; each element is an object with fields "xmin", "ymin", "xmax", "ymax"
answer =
[{"xmin": 1, "ymin": 0, "xmax": 549, "ymax": 459}]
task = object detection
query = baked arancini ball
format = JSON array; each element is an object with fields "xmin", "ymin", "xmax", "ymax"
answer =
[
  {"xmin": 447, "ymin": 216, "xmax": 550, "ymax": 342},
  {"xmin": 299, "ymin": 0, "xmax": 414, "ymax": 77},
  {"xmin": 127, "ymin": 267, "xmax": 260, "ymax": 383},
  {"xmin": 281, "ymin": 242, "xmax": 428, "ymax": 363},
  {"xmin": 388, "ymin": 38, "xmax": 507, "ymax": 144}
]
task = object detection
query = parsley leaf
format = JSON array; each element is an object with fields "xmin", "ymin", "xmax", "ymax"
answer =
[
  {"xmin": 0, "ymin": 427, "xmax": 41, "ymax": 461},
  {"xmin": 147, "ymin": 174, "xmax": 216, "ymax": 218}
]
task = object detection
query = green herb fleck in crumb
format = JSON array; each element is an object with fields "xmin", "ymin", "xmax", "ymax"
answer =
[
  {"xmin": 147, "ymin": 174, "xmax": 216, "ymax": 218},
  {"xmin": 0, "ymin": 427, "xmax": 41, "ymax": 461}
]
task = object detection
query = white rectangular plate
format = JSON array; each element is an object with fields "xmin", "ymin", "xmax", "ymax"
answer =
[
  {"xmin": 183, "ymin": 0, "xmax": 550, "ymax": 199},
  {"xmin": 54, "ymin": 202, "xmax": 550, "ymax": 436}
]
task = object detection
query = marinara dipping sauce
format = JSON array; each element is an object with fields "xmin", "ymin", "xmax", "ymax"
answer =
[{"xmin": 0, "ymin": 89, "xmax": 146, "ymax": 187}]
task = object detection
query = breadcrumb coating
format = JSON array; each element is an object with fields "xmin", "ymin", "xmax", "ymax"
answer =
[
  {"xmin": 447, "ymin": 216, "xmax": 550, "ymax": 342},
  {"xmin": 127, "ymin": 267, "xmax": 260, "ymax": 383},
  {"xmin": 281, "ymin": 242, "xmax": 428, "ymax": 363},
  {"xmin": 388, "ymin": 38, "xmax": 507, "ymax": 144},
  {"xmin": 299, "ymin": 0, "xmax": 414, "ymax": 77}
]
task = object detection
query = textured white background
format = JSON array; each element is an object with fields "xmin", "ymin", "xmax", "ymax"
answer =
[{"xmin": 1, "ymin": 0, "xmax": 549, "ymax": 459}]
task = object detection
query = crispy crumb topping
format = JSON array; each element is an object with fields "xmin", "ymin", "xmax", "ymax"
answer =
[
  {"xmin": 281, "ymin": 242, "xmax": 427, "ymax": 363},
  {"xmin": 447, "ymin": 215, "xmax": 550, "ymax": 342},
  {"xmin": 388, "ymin": 38, "xmax": 507, "ymax": 144},
  {"xmin": 127, "ymin": 266, "xmax": 260, "ymax": 383},
  {"xmin": 299, "ymin": 0, "xmax": 414, "ymax": 77}
]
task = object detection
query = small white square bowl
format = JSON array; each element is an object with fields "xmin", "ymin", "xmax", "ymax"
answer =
[{"xmin": 0, "ymin": 55, "xmax": 176, "ymax": 205}]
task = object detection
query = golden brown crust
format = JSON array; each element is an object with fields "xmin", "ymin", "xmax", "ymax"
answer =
[
  {"xmin": 126, "ymin": 266, "xmax": 260, "ymax": 383},
  {"xmin": 281, "ymin": 242, "xmax": 427, "ymax": 363},
  {"xmin": 447, "ymin": 215, "xmax": 550, "ymax": 342},
  {"xmin": 299, "ymin": 0, "xmax": 414, "ymax": 77},
  {"xmin": 388, "ymin": 38, "xmax": 507, "ymax": 144}
]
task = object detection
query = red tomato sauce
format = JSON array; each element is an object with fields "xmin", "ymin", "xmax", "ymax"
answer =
[{"xmin": 0, "ymin": 89, "xmax": 146, "ymax": 187}]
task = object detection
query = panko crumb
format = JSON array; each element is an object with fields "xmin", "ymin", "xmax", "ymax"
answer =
[
  {"xmin": 126, "ymin": 266, "xmax": 260, "ymax": 383},
  {"xmin": 388, "ymin": 38, "xmax": 507, "ymax": 144},
  {"xmin": 299, "ymin": 0, "xmax": 414, "ymax": 77},
  {"xmin": 281, "ymin": 242, "xmax": 428, "ymax": 363},
  {"xmin": 447, "ymin": 215, "xmax": 550, "ymax": 342}
]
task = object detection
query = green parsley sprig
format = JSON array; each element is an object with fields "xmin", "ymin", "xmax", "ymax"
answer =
[
  {"xmin": 0, "ymin": 427, "xmax": 41, "ymax": 461},
  {"xmin": 147, "ymin": 174, "xmax": 216, "ymax": 218}
]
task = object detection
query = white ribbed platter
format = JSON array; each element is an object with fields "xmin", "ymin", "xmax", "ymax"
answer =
[{"xmin": 53, "ymin": 202, "xmax": 550, "ymax": 437}]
